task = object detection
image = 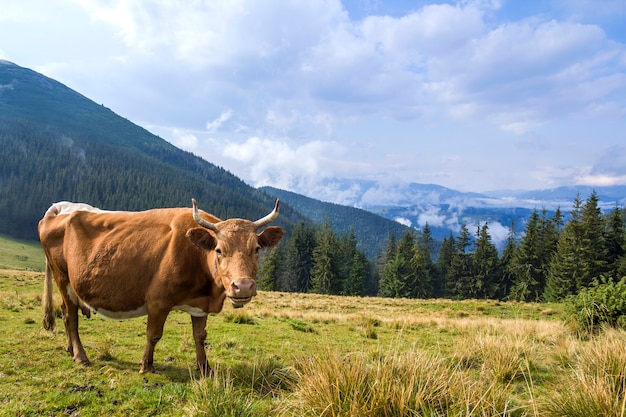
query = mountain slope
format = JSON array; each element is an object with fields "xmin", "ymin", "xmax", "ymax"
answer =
[
  {"xmin": 260, "ymin": 186, "xmax": 412, "ymax": 259},
  {"xmin": 0, "ymin": 60, "xmax": 306, "ymax": 239}
]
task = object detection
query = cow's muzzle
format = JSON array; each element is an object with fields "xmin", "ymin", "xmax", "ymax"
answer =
[{"xmin": 228, "ymin": 279, "xmax": 257, "ymax": 308}]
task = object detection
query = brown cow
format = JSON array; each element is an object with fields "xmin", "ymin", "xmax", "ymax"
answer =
[{"xmin": 38, "ymin": 199, "xmax": 284, "ymax": 375}]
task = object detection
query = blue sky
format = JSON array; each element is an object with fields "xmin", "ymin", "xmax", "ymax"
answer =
[{"xmin": 1, "ymin": 0, "xmax": 625, "ymax": 204}]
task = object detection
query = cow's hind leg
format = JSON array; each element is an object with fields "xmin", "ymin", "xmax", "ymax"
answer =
[
  {"xmin": 140, "ymin": 310, "xmax": 169, "ymax": 374},
  {"xmin": 61, "ymin": 298, "xmax": 91, "ymax": 366},
  {"xmin": 191, "ymin": 315, "xmax": 211, "ymax": 377}
]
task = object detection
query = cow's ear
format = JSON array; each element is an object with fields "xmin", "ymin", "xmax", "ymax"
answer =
[
  {"xmin": 258, "ymin": 226, "xmax": 285, "ymax": 248},
  {"xmin": 187, "ymin": 228, "xmax": 217, "ymax": 251}
]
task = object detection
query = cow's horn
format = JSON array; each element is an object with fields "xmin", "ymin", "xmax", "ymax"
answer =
[
  {"xmin": 254, "ymin": 199, "xmax": 280, "ymax": 229},
  {"xmin": 192, "ymin": 199, "xmax": 218, "ymax": 231}
]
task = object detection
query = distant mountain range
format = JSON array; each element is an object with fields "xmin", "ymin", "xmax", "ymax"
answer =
[{"xmin": 288, "ymin": 178, "xmax": 626, "ymax": 246}]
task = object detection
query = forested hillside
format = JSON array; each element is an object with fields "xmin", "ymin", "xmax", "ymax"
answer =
[{"xmin": 0, "ymin": 61, "xmax": 306, "ymax": 239}]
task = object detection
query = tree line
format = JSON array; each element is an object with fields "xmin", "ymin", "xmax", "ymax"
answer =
[{"xmin": 259, "ymin": 192, "xmax": 626, "ymax": 302}]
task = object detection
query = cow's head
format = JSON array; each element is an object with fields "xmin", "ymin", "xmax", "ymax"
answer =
[{"xmin": 187, "ymin": 199, "xmax": 284, "ymax": 308}]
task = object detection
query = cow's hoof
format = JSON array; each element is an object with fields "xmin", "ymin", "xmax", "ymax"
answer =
[
  {"xmin": 139, "ymin": 364, "xmax": 156, "ymax": 374},
  {"xmin": 75, "ymin": 357, "xmax": 92, "ymax": 367}
]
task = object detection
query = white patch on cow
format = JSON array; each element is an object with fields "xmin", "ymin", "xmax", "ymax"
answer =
[
  {"xmin": 94, "ymin": 305, "xmax": 149, "ymax": 319},
  {"xmin": 174, "ymin": 305, "xmax": 208, "ymax": 317},
  {"xmin": 66, "ymin": 286, "xmax": 148, "ymax": 319},
  {"xmin": 66, "ymin": 285, "xmax": 80, "ymax": 305},
  {"xmin": 48, "ymin": 201, "xmax": 117, "ymax": 216}
]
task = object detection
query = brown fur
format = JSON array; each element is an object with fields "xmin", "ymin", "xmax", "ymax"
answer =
[{"xmin": 38, "ymin": 202, "xmax": 283, "ymax": 374}]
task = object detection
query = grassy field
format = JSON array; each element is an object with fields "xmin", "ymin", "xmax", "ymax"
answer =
[
  {"xmin": 0, "ymin": 234, "xmax": 45, "ymax": 271},
  {"xmin": 0, "ymin": 267, "xmax": 625, "ymax": 416}
]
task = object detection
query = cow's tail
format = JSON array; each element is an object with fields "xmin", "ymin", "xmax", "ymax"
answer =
[{"xmin": 42, "ymin": 257, "xmax": 56, "ymax": 331}]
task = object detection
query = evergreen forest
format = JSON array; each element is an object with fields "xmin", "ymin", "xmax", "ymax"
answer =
[{"xmin": 260, "ymin": 191, "xmax": 626, "ymax": 302}]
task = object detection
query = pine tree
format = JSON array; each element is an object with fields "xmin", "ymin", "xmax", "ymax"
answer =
[
  {"xmin": 417, "ymin": 224, "xmax": 437, "ymax": 297},
  {"xmin": 437, "ymin": 233, "xmax": 455, "ymax": 297},
  {"xmin": 545, "ymin": 195, "xmax": 585, "ymax": 301},
  {"xmin": 471, "ymin": 222, "xmax": 501, "ymax": 299},
  {"xmin": 285, "ymin": 222, "xmax": 316, "ymax": 292},
  {"xmin": 498, "ymin": 220, "xmax": 518, "ymax": 300},
  {"xmin": 310, "ymin": 220, "xmax": 340, "ymax": 294},
  {"xmin": 379, "ymin": 251, "xmax": 411, "ymax": 298},
  {"xmin": 509, "ymin": 210, "xmax": 545, "ymax": 301},
  {"xmin": 580, "ymin": 191, "xmax": 608, "ymax": 286},
  {"xmin": 337, "ymin": 229, "xmax": 358, "ymax": 293},
  {"xmin": 605, "ymin": 206, "xmax": 626, "ymax": 278},
  {"xmin": 446, "ymin": 224, "xmax": 473, "ymax": 299},
  {"xmin": 258, "ymin": 246, "xmax": 283, "ymax": 291},
  {"xmin": 345, "ymin": 251, "xmax": 367, "ymax": 296},
  {"xmin": 408, "ymin": 241, "xmax": 433, "ymax": 298}
]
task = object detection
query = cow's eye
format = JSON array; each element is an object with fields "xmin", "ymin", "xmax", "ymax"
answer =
[{"xmin": 215, "ymin": 248, "xmax": 222, "ymax": 256}]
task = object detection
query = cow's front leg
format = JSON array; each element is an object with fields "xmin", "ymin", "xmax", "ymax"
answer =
[
  {"xmin": 191, "ymin": 315, "xmax": 211, "ymax": 377},
  {"xmin": 140, "ymin": 310, "xmax": 169, "ymax": 374}
]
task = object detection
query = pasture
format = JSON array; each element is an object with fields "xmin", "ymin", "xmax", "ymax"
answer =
[{"xmin": 0, "ymin": 268, "xmax": 625, "ymax": 416}]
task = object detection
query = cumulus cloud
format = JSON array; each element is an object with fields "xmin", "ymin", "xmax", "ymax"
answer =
[
  {"xmin": 221, "ymin": 137, "xmax": 344, "ymax": 191},
  {"xmin": 72, "ymin": 0, "xmax": 626, "ymax": 132}
]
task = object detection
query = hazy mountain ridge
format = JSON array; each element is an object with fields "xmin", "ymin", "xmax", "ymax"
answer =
[{"xmin": 294, "ymin": 178, "xmax": 626, "ymax": 246}]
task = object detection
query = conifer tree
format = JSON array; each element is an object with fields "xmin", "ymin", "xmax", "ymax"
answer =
[
  {"xmin": 258, "ymin": 246, "xmax": 283, "ymax": 291},
  {"xmin": 509, "ymin": 210, "xmax": 545, "ymax": 301},
  {"xmin": 471, "ymin": 222, "xmax": 501, "ymax": 299},
  {"xmin": 605, "ymin": 206, "xmax": 626, "ymax": 278},
  {"xmin": 285, "ymin": 221, "xmax": 316, "ymax": 292},
  {"xmin": 344, "ymin": 251, "xmax": 367, "ymax": 296},
  {"xmin": 310, "ymin": 220, "xmax": 340, "ymax": 294},
  {"xmin": 417, "ymin": 224, "xmax": 437, "ymax": 297},
  {"xmin": 580, "ymin": 191, "xmax": 608, "ymax": 285},
  {"xmin": 437, "ymin": 233, "xmax": 455, "ymax": 297},
  {"xmin": 498, "ymin": 220, "xmax": 518, "ymax": 300},
  {"xmin": 446, "ymin": 224, "xmax": 473, "ymax": 299},
  {"xmin": 408, "ymin": 241, "xmax": 433, "ymax": 298},
  {"xmin": 379, "ymin": 251, "xmax": 411, "ymax": 298},
  {"xmin": 545, "ymin": 195, "xmax": 585, "ymax": 300}
]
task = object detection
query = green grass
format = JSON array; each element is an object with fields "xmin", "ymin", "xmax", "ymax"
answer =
[
  {"xmin": 1, "ymin": 270, "xmax": 624, "ymax": 416},
  {"xmin": 0, "ymin": 234, "xmax": 45, "ymax": 271}
]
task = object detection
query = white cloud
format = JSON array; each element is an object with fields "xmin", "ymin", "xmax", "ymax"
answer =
[
  {"xmin": 395, "ymin": 217, "xmax": 412, "ymax": 227},
  {"xmin": 483, "ymin": 221, "xmax": 510, "ymax": 246},
  {"xmin": 206, "ymin": 109, "xmax": 232, "ymax": 133},
  {"xmin": 221, "ymin": 137, "xmax": 344, "ymax": 191},
  {"xmin": 417, "ymin": 207, "xmax": 446, "ymax": 228}
]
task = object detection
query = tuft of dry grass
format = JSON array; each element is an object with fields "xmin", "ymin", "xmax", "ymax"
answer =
[
  {"xmin": 283, "ymin": 347, "xmax": 455, "ymax": 417},
  {"xmin": 543, "ymin": 328, "xmax": 626, "ymax": 417}
]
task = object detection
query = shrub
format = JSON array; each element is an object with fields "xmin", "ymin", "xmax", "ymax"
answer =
[{"xmin": 565, "ymin": 276, "xmax": 626, "ymax": 334}]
